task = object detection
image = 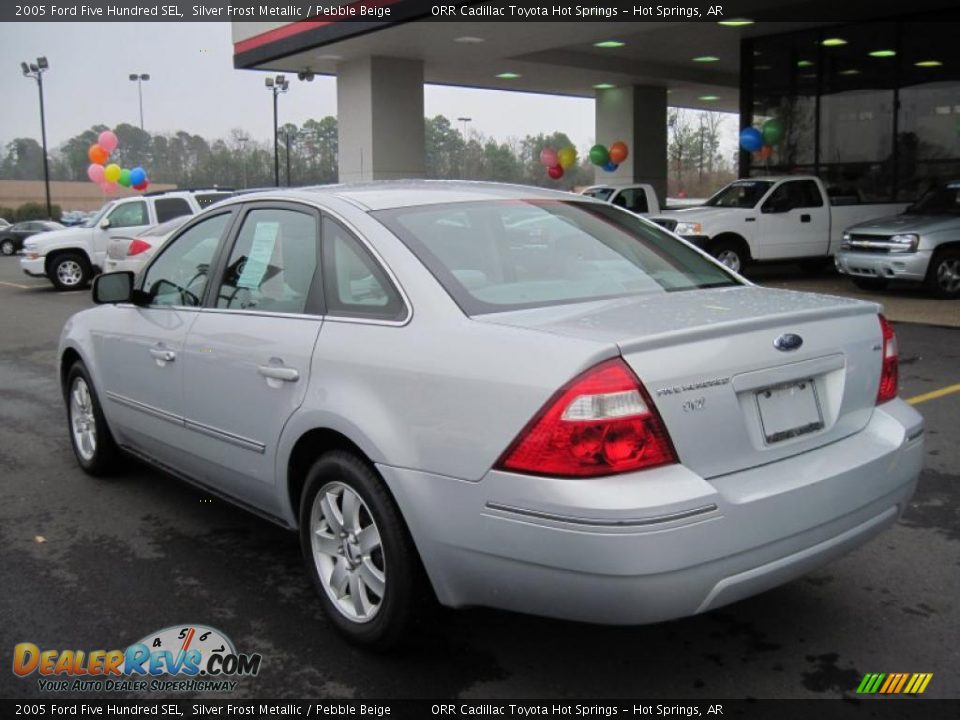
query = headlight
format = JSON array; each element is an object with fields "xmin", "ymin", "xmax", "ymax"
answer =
[
  {"xmin": 841, "ymin": 232, "xmax": 852, "ymax": 250},
  {"xmin": 888, "ymin": 234, "xmax": 919, "ymax": 253},
  {"xmin": 674, "ymin": 222, "xmax": 703, "ymax": 236}
]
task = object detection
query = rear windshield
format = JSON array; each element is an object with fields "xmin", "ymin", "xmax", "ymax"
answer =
[
  {"xmin": 374, "ymin": 200, "xmax": 740, "ymax": 315},
  {"xmin": 704, "ymin": 180, "xmax": 773, "ymax": 209},
  {"xmin": 581, "ymin": 187, "xmax": 614, "ymax": 201}
]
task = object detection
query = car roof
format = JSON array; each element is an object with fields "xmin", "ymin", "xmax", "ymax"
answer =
[{"xmin": 214, "ymin": 180, "xmax": 589, "ymax": 212}]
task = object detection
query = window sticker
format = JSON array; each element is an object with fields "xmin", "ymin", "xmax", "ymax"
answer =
[{"xmin": 237, "ymin": 222, "xmax": 279, "ymax": 289}]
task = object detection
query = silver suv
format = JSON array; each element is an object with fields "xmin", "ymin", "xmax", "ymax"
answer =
[{"xmin": 836, "ymin": 181, "xmax": 960, "ymax": 299}]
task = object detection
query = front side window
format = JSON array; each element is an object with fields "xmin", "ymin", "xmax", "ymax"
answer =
[
  {"xmin": 764, "ymin": 180, "xmax": 824, "ymax": 212},
  {"xmin": 618, "ymin": 188, "xmax": 649, "ymax": 214},
  {"xmin": 704, "ymin": 180, "xmax": 774, "ymax": 209},
  {"xmin": 107, "ymin": 201, "xmax": 148, "ymax": 229},
  {"xmin": 216, "ymin": 208, "xmax": 319, "ymax": 315},
  {"xmin": 141, "ymin": 213, "xmax": 232, "ymax": 307},
  {"xmin": 154, "ymin": 198, "xmax": 193, "ymax": 223},
  {"xmin": 375, "ymin": 200, "xmax": 739, "ymax": 316}
]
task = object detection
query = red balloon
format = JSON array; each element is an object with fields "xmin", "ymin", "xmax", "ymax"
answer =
[
  {"xmin": 608, "ymin": 141, "xmax": 629, "ymax": 164},
  {"xmin": 88, "ymin": 144, "xmax": 109, "ymax": 165},
  {"xmin": 547, "ymin": 164, "xmax": 564, "ymax": 180},
  {"xmin": 133, "ymin": 181, "xmax": 148, "ymax": 191},
  {"xmin": 755, "ymin": 145, "xmax": 773, "ymax": 161}
]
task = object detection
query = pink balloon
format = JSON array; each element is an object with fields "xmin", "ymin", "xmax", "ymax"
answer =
[
  {"xmin": 98, "ymin": 130, "xmax": 118, "ymax": 154},
  {"xmin": 100, "ymin": 180, "xmax": 118, "ymax": 193},
  {"xmin": 539, "ymin": 147, "xmax": 558, "ymax": 167},
  {"xmin": 87, "ymin": 164, "xmax": 105, "ymax": 183}
]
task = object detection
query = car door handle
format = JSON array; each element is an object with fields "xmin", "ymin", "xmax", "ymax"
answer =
[
  {"xmin": 257, "ymin": 365, "xmax": 299, "ymax": 382},
  {"xmin": 800, "ymin": 214, "xmax": 811, "ymax": 223},
  {"xmin": 149, "ymin": 348, "xmax": 176, "ymax": 362}
]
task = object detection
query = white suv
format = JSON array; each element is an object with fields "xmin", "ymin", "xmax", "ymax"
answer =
[{"xmin": 21, "ymin": 189, "xmax": 232, "ymax": 290}]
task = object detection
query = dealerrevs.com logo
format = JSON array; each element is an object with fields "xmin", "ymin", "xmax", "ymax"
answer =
[{"xmin": 13, "ymin": 624, "xmax": 262, "ymax": 693}]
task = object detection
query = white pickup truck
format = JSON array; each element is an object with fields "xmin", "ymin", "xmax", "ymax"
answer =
[
  {"xmin": 580, "ymin": 184, "xmax": 661, "ymax": 215},
  {"xmin": 649, "ymin": 176, "xmax": 910, "ymax": 273},
  {"xmin": 21, "ymin": 189, "xmax": 232, "ymax": 290}
]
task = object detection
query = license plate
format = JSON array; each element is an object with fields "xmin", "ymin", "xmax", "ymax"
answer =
[{"xmin": 756, "ymin": 379, "xmax": 824, "ymax": 444}]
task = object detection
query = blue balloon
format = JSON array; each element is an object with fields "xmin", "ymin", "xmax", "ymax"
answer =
[
  {"xmin": 739, "ymin": 127, "xmax": 763, "ymax": 153},
  {"xmin": 129, "ymin": 167, "xmax": 146, "ymax": 186},
  {"xmin": 602, "ymin": 160, "xmax": 619, "ymax": 172}
]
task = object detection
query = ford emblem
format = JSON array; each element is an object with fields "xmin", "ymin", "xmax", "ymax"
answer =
[{"xmin": 774, "ymin": 333, "xmax": 803, "ymax": 352}]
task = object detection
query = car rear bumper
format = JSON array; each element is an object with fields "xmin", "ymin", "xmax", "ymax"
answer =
[
  {"xmin": 20, "ymin": 256, "xmax": 46, "ymax": 277},
  {"xmin": 379, "ymin": 398, "xmax": 923, "ymax": 624},
  {"xmin": 104, "ymin": 258, "xmax": 144, "ymax": 274},
  {"xmin": 835, "ymin": 250, "xmax": 931, "ymax": 282}
]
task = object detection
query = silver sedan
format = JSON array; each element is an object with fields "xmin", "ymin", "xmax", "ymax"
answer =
[{"xmin": 59, "ymin": 182, "xmax": 923, "ymax": 647}]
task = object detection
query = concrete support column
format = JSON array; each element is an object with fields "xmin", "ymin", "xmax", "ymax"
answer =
[
  {"xmin": 337, "ymin": 56, "xmax": 425, "ymax": 182},
  {"xmin": 594, "ymin": 85, "xmax": 668, "ymax": 203}
]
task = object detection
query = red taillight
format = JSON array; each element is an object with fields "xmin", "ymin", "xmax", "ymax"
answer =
[
  {"xmin": 127, "ymin": 239, "xmax": 151, "ymax": 256},
  {"xmin": 877, "ymin": 314, "xmax": 899, "ymax": 404},
  {"xmin": 496, "ymin": 358, "xmax": 677, "ymax": 478}
]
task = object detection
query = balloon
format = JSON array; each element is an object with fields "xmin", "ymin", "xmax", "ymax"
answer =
[
  {"xmin": 87, "ymin": 164, "xmax": 105, "ymax": 183},
  {"xmin": 557, "ymin": 146, "xmax": 577, "ymax": 169},
  {"xmin": 105, "ymin": 181, "xmax": 118, "ymax": 193},
  {"xmin": 104, "ymin": 164, "xmax": 121, "ymax": 183},
  {"xmin": 755, "ymin": 145, "xmax": 773, "ymax": 161},
  {"xmin": 761, "ymin": 118, "xmax": 785, "ymax": 145},
  {"xmin": 602, "ymin": 160, "xmax": 619, "ymax": 172},
  {"xmin": 98, "ymin": 130, "xmax": 119, "ymax": 154},
  {"xmin": 539, "ymin": 147, "xmax": 558, "ymax": 167},
  {"xmin": 589, "ymin": 144, "xmax": 609, "ymax": 166},
  {"xmin": 88, "ymin": 144, "xmax": 109, "ymax": 165},
  {"xmin": 547, "ymin": 164, "xmax": 564, "ymax": 180},
  {"xmin": 129, "ymin": 167, "xmax": 146, "ymax": 186},
  {"xmin": 739, "ymin": 127, "xmax": 764, "ymax": 152},
  {"xmin": 608, "ymin": 141, "xmax": 629, "ymax": 164},
  {"xmin": 133, "ymin": 181, "xmax": 148, "ymax": 191},
  {"xmin": 118, "ymin": 168, "xmax": 132, "ymax": 187}
]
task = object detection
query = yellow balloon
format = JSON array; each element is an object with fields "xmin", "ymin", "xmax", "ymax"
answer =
[
  {"xmin": 104, "ymin": 163, "xmax": 121, "ymax": 183},
  {"xmin": 557, "ymin": 146, "xmax": 577, "ymax": 169}
]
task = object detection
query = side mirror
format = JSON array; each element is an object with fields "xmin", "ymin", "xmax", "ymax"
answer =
[
  {"xmin": 99, "ymin": 218, "xmax": 111, "ymax": 230},
  {"xmin": 92, "ymin": 271, "xmax": 135, "ymax": 304}
]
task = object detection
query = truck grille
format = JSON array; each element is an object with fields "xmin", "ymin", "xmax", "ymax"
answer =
[{"xmin": 843, "ymin": 234, "xmax": 896, "ymax": 253}]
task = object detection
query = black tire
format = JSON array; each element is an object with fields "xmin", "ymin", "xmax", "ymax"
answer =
[
  {"xmin": 851, "ymin": 276, "xmax": 889, "ymax": 292},
  {"xmin": 924, "ymin": 247, "xmax": 960, "ymax": 300},
  {"xmin": 299, "ymin": 450, "xmax": 427, "ymax": 649},
  {"xmin": 711, "ymin": 239, "xmax": 749, "ymax": 274},
  {"xmin": 798, "ymin": 257, "xmax": 831, "ymax": 275},
  {"xmin": 64, "ymin": 362, "xmax": 121, "ymax": 476},
  {"xmin": 0, "ymin": 238, "xmax": 15, "ymax": 256},
  {"xmin": 49, "ymin": 252, "xmax": 92, "ymax": 291}
]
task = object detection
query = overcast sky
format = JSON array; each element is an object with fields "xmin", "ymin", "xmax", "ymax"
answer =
[{"xmin": 1, "ymin": 22, "xmax": 601, "ymax": 152}]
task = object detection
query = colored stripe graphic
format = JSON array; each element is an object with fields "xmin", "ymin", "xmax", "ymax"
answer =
[{"xmin": 857, "ymin": 673, "xmax": 932, "ymax": 694}]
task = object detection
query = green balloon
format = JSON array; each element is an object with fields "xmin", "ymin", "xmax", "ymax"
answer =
[
  {"xmin": 589, "ymin": 144, "xmax": 609, "ymax": 166},
  {"xmin": 118, "ymin": 168, "xmax": 132, "ymax": 188},
  {"xmin": 762, "ymin": 118, "xmax": 785, "ymax": 146}
]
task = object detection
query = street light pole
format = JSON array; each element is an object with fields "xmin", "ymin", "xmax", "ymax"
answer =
[
  {"xmin": 457, "ymin": 116, "xmax": 472, "ymax": 139},
  {"xmin": 129, "ymin": 73, "xmax": 150, "ymax": 130},
  {"xmin": 265, "ymin": 75, "xmax": 289, "ymax": 187},
  {"xmin": 21, "ymin": 57, "xmax": 52, "ymax": 219}
]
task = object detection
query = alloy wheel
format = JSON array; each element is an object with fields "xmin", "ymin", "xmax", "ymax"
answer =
[
  {"xmin": 935, "ymin": 258, "xmax": 960, "ymax": 294},
  {"xmin": 309, "ymin": 481, "xmax": 386, "ymax": 623},
  {"xmin": 70, "ymin": 377, "xmax": 97, "ymax": 462},
  {"xmin": 57, "ymin": 260, "xmax": 83, "ymax": 287},
  {"xmin": 0, "ymin": 240, "xmax": 14, "ymax": 256},
  {"xmin": 716, "ymin": 249, "xmax": 742, "ymax": 273}
]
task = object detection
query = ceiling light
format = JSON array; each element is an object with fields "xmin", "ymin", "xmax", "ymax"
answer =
[
  {"xmin": 822, "ymin": 38, "xmax": 848, "ymax": 47},
  {"xmin": 755, "ymin": 64, "xmax": 772, "ymax": 71},
  {"xmin": 797, "ymin": 60, "xmax": 814, "ymax": 68},
  {"xmin": 594, "ymin": 40, "xmax": 625, "ymax": 48},
  {"xmin": 699, "ymin": 95, "xmax": 720, "ymax": 101},
  {"xmin": 915, "ymin": 60, "xmax": 943, "ymax": 68},
  {"xmin": 316, "ymin": 54, "xmax": 342, "ymax": 61},
  {"xmin": 718, "ymin": 19, "xmax": 754, "ymax": 27},
  {"xmin": 869, "ymin": 49, "xmax": 896, "ymax": 58},
  {"xmin": 839, "ymin": 69, "xmax": 861, "ymax": 76},
  {"xmin": 692, "ymin": 56, "xmax": 720, "ymax": 63},
  {"xmin": 593, "ymin": 83, "xmax": 617, "ymax": 90},
  {"xmin": 454, "ymin": 36, "xmax": 485, "ymax": 44},
  {"xmin": 496, "ymin": 72, "xmax": 521, "ymax": 79}
]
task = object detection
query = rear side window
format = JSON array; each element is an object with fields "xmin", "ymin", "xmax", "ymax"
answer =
[
  {"xmin": 154, "ymin": 198, "xmax": 193, "ymax": 223},
  {"xmin": 375, "ymin": 200, "xmax": 739, "ymax": 316},
  {"xmin": 321, "ymin": 218, "xmax": 406, "ymax": 321}
]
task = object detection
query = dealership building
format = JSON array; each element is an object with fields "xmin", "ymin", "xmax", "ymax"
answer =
[{"xmin": 232, "ymin": 2, "xmax": 959, "ymax": 202}]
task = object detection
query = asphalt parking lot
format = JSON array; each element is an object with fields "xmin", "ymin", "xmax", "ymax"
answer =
[{"xmin": 0, "ymin": 256, "xmax": 957, "ymax": 700}]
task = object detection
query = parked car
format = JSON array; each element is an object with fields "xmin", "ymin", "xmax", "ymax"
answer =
[
  {"xmin": 104, "ymin": 216, "xmax": 191, "ymax": 274},
  {"xmin": 61, "ymin": 181, "xmax": 923, "ymax": 648},
  {"xmin": 580, "ymin": 184, "xmax": 661, "ymax": 215},
  {"xmin": 21, "ymin": 188, "xmax": 233, "ymax": 290},
  {"xmin": 0, "ymin": 220, "xmax": 65, "ymax": 256},
  {"xmin": 0, "ymin": 218, "xmax": 11, "ymax": 230},
  {"xmin": 649, "ymin": 176, "xmax": 910, "ymax": 273},
  {"xmin": 835, "ymin": 180, "xmax": 960, "ymax": 299}
]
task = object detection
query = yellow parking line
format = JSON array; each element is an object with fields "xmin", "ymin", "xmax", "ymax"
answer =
[
  {"xmin": 0, "ymin": 280, "xmax": 32, "ymax": 289},
  {"xmin": 907, "ymin": 383, "xmax": 960, "ymax": 406}
]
